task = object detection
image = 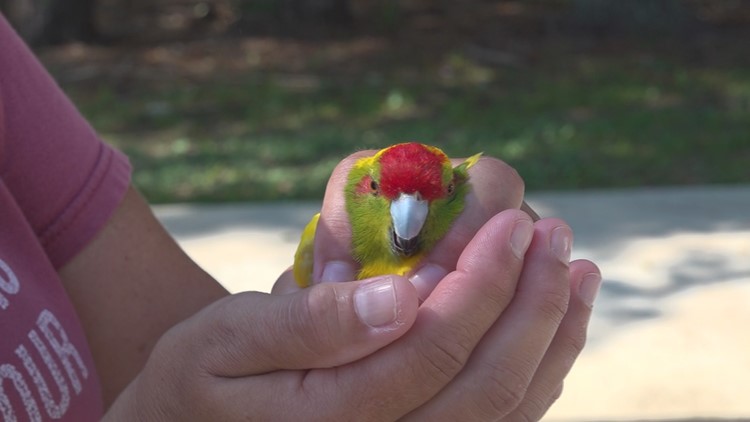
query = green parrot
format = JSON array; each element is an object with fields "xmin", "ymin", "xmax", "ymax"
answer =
[{"xmin": 294, "ymin": 142, "xmax": 481, "ymax": 287}]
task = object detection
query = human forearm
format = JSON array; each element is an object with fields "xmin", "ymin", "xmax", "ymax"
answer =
[{"xmin": 58, "ymin": 185, "xmax": 228, "ymax": 407}]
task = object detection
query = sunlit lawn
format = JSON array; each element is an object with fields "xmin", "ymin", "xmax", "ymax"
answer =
[{"xmin": 59, "ymin": 41, "xmax": 750, "ymax": 203}]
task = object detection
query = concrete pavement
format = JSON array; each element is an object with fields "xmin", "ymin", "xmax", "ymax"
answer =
[{"xmin": 152, "ymin": 185, "xmax": 750, "ymax": 421}]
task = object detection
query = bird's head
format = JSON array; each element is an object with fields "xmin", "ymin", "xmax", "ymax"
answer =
[{"xmin": 346, "ymin": 142, "xmax": 480, "ymax": 261}]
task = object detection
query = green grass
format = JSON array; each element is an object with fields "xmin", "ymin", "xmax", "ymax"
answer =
[{"xmin": 61, "ymin": 46, "xmax": 750, "ymax": 203}]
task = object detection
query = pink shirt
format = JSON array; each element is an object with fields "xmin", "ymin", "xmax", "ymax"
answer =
[{"xmin": 1, "ymin": 14, "xmax": 131, "ymax": 421}]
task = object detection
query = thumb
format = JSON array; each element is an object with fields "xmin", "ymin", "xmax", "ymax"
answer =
[
  {"xmin": 311, "ymin": 150, "xmax": 376, "ymax": 283},
  {"xmin": 174, "ymin": 275, "xmax": 419, "ymax": 377}
]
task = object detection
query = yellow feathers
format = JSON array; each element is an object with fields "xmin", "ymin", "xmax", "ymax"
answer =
[
  {"xmin": 463, "ymin": 152, "xmax": 482, "ymax": 170},
  {"xmin": 357, "ymin": 255, "xmax": 422, "ymax": 280},
  {"xmin": 293, "ymin": 213, "xmax": 319, "ymax": 288}
]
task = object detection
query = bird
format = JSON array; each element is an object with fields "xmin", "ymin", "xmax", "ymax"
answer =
[{"xmin": 294, "ymin": 142, "xmax": 481, "ymax": 287}]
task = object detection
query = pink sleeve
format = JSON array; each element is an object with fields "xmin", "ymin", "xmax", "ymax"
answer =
[{"xmin": 0, "ymin": 14, "xmax": 131, "ymax": 268}]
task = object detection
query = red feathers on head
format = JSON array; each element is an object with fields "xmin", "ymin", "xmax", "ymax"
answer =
[{"xmin": 378, "ymin": 143, "xmax": 448, "ymax": 201}]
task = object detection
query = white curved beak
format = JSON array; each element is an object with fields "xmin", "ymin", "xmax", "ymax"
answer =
[{"xmin": 390, "ymin": 193, "xmax": 428, "ymax": 255}]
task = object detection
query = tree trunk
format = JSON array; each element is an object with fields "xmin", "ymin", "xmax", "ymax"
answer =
[
  {"xmin": 1, "ymin": 0, "xmax": 99, "ymax": 46},
  {"xmin": 278, "ymin": 0, "xmax": 352, "ymax": 25}
]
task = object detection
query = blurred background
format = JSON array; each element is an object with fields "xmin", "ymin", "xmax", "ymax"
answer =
[
  {"xmin": 3, "ymin": 1, "xmax": 749, "ymax": 421},
  {"xmin": 3, "ymin": 0, "xmax": 749, "ymax": 202}
]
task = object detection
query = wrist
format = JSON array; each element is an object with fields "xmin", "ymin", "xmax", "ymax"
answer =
[
  {"xmin": 101, "ymin": 379, "xmax": 140, "ymax": 422},
  {"xmin": 102, "ymin": 373, "xmax": 170, "ymax": 422}
]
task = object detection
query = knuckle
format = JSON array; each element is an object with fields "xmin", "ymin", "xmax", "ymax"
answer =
[
  {"xmin": 413, "ymin": 330, "xmax": 472, "ymax": 385},
  {"xmin": 471, "ymin": 156, "xmax": 525, "ymax": 210},
  {"xmin": 552, "ymin": 383, "xmax": 564, "ymax": 402},
  {"xmin": 510, "ymin": 391, "xmax": 553, "ymax": 422},
  {"xmin": 322, "ymin": 150, "xmax": 376, "ymax": 210},
  {"xmin": 568, "ymin": 329, "xmax": 588, "ymax": 357},
  {"xmin": 207, "ymin": 306, "xmax": 242, "ymax": 348},
  {"xmin": 480, "ymin": 271, "xmax": 516, "ymax": 310},
  {"xmin": 511, "ymin": 407, "xmax": 542, "ymax": 422},
  {"xmin": 145, "ymin": 325, "xmax": 226, "ymax": 419},
  {"xmin": 331, "ymin": 155, "xmax": 357, "ymax": 179},
  {"xmin": 536, "ymin": 285, "xmax": 570, "ymax": 325},
  {"xmin": 509, "ymin": 385, "xmax": 563, "ymax": 422},
  {"xmin": 476, "ymin": 359, "xmax": 530, "ymax": 417},
  {"xmin": 296, "ymin": 286, "xmax": 344, "ymax": 357},
  {"xmin": 562, "ymin": 322, "xmax": 589, "ymax": 359},
  {"xmin": 480, "ymin": 156, "xmax": 524, "ymax": 188},
  {"xmin": 508, "ymin": 165, "xmax": 525, "ymax": 194},
  {"xmin": 331, "ymin": 150, "xmax": 375, "ymax": 181},
  {"xmin": 194, "ymin": 300, "xmax": 248, "ymax": 370},
  {"xmin": 453, "ymin": 274, "xmax": 514, "ymax": 326}
]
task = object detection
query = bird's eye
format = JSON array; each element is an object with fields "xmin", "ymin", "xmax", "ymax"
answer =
[
  {"xmin": 447, "ymin": 182, "xmax": 455, "ymax": 195},
  {"xmin": 370, "ymin": 180, "xmax": 379, "ymax": 194}
]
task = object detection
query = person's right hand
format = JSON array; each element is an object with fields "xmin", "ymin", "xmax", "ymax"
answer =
[{"xmin": 104, "ymin": 208, "xmax": 599, "ymax": 421}]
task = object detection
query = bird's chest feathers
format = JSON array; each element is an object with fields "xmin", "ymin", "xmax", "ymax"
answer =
[
  {"xmin": 358, "ymin": 254, "xmax": 423, "ymax": 279},
  {"xmin": 348, "ymin": 197, "xmax": 427, "ymax": 278}
]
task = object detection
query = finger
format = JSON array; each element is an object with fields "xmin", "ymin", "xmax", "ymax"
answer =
[
  {"xmin": 307, "ymin": 209, "xmax": 536, "ymax": 419},
  {"xmin": 403, "ymin": 218, "xmax": 573, "ymax": 421},
  {"xmin": 271, "ymin": 268, "xmax": 302, "ymax": 295},
  {"xmin": 312, "ymin": 150, "xmax": 376, "ymax": 283},
  {"xmin": 505, "ymin": 259, "xmax": 601, "ymax": 422},
  {"xmin": 409, "ymin": 157, "xmax": 525, "ymax": 299},
  {"xmin": 163, "ymin": 273, "xmax": 419, "ymax": 377}
]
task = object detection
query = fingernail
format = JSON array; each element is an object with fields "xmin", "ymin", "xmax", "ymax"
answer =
[
  {"xmin": 550, "ymin": 226, "xmax": 572, "ymax": 265},
  {"xmin": 354, "ymin": 277, "xmax": 398, "ymax": 327},
  {"xmin": 579, "ymin": 272, "xmax": 601, "ymax": 308},
  {"xmin": 510, "ymin": 219, "xmax": 534, "ymax": 259},
  {"xmin": 321, "ymin": 260, "xmax": 356, "ymax": 283},
  {"xmin": 409, "ymin": 264, "xmax": 448, "ymax": 301}
]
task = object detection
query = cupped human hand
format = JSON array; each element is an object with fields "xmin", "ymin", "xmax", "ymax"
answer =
[
  {"xmin": 104, "ymin": 152, "xmax": 600, "ymax": 421},
  {"xmin": 268, "ymin": 150, "xmax": 601, "ymax": 420},
  {"xmin": 105, "ymin": 210, "xmax": 599, "ymax": 421}
]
